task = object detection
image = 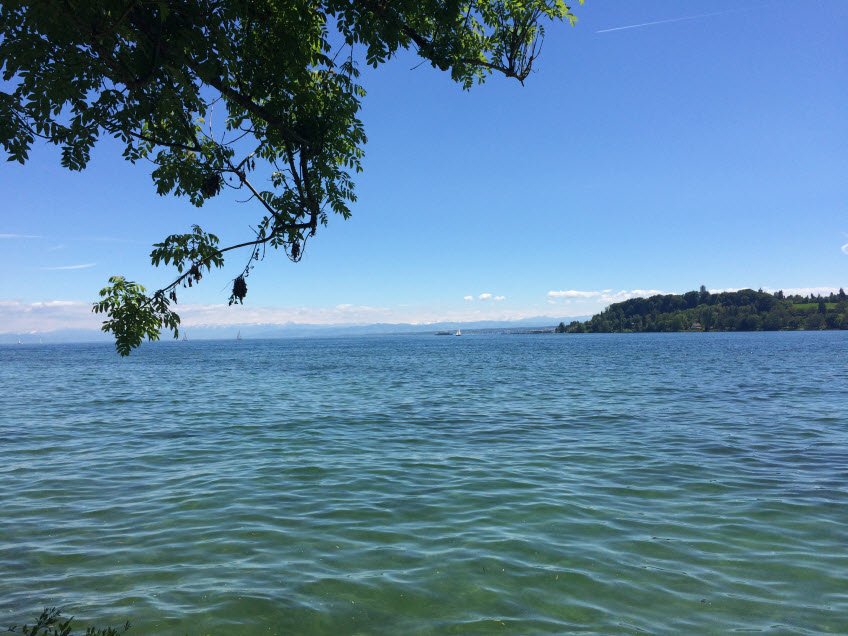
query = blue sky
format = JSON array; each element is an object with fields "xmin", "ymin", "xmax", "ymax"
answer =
[{"xmin": 1, "ymin": 0, "xmax": 847, "ymax": 333}]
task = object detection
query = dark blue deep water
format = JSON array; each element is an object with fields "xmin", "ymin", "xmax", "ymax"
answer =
[{"xmin": 1, "ymin": 332, "xmax": 847, "ymax": 634}]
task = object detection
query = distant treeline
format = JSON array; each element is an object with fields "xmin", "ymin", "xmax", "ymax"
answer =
[{"xmin": 556, "ymin": 287, "xmax": 848, "ymax": 333}]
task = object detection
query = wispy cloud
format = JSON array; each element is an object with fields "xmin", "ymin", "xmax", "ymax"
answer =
[
  {"xmin": 596, "ymin": 7, "xmax": 755, "ymax": 34},
  {"xmin": 41, "ymin": 263, "xmax": 96, "ymax": 270},
  {"xmin": 547, "ymin": 289, "xmax": 666, "ymax": 305},
  {"xmin": 708, "ymin": 288, "xmax": 741, "ymax": 294},
  {"xmin": 169, "ymin": 303, "xmax": 554, "ymax": 327},
  {"xmin": 0, "ymin": 299, "xmax": 559, "ymax": 334},
  {"xmin": 0, "ymin": 299, "xmax": 102, "ymax": 333},
  {"xmin": 1, "ymin": 233, "xmax": 145, "ymax": 244},
  {"xmin": 841, "ymin": 243, "xmax": 848, "ymax": 255},
  {"xmin": 68, "ymin": 236, "xmax": 149, "ymax": 244},
  {"xmin": 547, "ymin": 290, "xmax": 601, "ymax": 299},
  {"xmin": 602, "ymin": 289, "xmax": 666, "ymax": 304},
  {"xmin": 466, "ymin": 293, "xmax": 506, "ymax": 301}
]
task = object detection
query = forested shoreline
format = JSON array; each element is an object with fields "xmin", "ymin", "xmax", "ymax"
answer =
[{"xmin": 556, "ymin": 288, "xmax": 848, "ymax": 333}]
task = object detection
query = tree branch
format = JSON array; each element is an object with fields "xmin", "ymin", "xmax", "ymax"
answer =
[
  {"xmin": 355, "ymin": 0, "xmax": 433, "ymax": 55},
  {"xmin": 156, "ymin": 223, "xmax": 313, "ymax": 296},
  {"xmin": 93, "ymin": 1, "xmax": 142, "ymax": 40},
  {"xmin": 122, "ymin": 127, "xmax": 201, "ymax": 153},
  {"xmin": 196, "ymin": 72, "xmax": 312, "ymax": 149},
  {"xmin": 224, "ymin": 157, "xmax": 291, "ymax": 225},
  {"xmin": 355, "ymin": 0, "xmax": 544, "ymax": 81}
]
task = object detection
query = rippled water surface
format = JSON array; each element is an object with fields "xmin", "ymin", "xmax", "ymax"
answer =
[{"xmin": 2, "ymin": 332, "xmax": 847, "ymax": 634}]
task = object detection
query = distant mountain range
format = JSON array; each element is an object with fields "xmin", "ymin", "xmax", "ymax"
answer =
[{"xmin": 0, "ymin": 316, "xmax": 591, "ymax": 344}]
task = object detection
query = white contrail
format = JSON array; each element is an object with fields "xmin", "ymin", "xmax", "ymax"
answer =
[
  {"xmin": 596, "ymin": 8, "xmax": 754, "ymax": 34},
  {"xmin": 41, "ymin": 263, "xmax": 97, "ymax": 270}
]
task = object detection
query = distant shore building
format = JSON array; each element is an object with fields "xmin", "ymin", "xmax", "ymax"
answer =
[{"xmin": 690, "ymin": 322, "xmax": 702, "ymax": 330}]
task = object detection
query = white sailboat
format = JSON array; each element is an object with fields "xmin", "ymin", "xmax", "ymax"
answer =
[
  {"xmin": 455, "ymin": 328, "xmax": 462, "ymax": 336},
  {"xmin": 182, "ymin": 332, "xmax": 188, "ymax": 341},
  {"xmin": 236, "ymin": 330, "xmax": 243, "ymax": 340}
]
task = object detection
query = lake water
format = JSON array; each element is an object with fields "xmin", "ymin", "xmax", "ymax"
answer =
[{"xmin": 1, "ymin": 332, "xmax": 847, "ymax": 634}]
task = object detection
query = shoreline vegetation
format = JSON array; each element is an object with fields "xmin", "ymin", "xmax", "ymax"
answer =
[
  {"xmin": 555, "ymin": 287, "xmax": 848, "ymax": 334},
  {"xmin": 5, "ymin": 607, "xmax": 130, "ymax": 636}
]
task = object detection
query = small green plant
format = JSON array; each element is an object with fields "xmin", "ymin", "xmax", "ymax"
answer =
[{"xmin": 6, "ymin": 607, "xmax": 129, "ymax": 636}]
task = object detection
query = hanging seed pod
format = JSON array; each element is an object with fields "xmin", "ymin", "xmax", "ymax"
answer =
[
  {"xmin": 290, "ymin": 242, "xmax": 300, "ymax": 260},
  {"xmin": 188, "ymin": 263, "xmax": 202, "ymax": 281},
  {"xmin": 231, "ymin": 275, "xmax": 247, "ymax": 304},
  {"xmin": 200, "ymin": 174, "xmax": 222, "ymax": 198}
]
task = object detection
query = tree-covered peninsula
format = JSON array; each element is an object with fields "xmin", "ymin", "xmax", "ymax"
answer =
[{"xmin": 556, "ymin": 287, "xmax": 848, "ymax": 333}]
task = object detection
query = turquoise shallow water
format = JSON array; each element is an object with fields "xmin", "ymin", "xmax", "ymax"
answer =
[{"xmin": 1, "ymin": 332, "xmax": 847, "ymax": 634}]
